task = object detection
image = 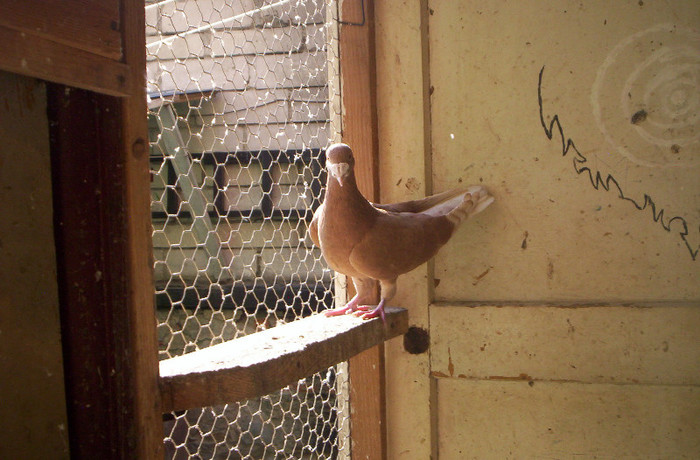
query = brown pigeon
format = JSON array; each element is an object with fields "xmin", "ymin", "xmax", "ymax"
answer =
[{"xmin": 309, "ymin": 143, "xmax": 494, "ymax": 322}]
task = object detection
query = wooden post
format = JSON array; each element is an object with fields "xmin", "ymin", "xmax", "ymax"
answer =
[
  {"xmin": 48, "ymin": 1, "xmax": 162, "ymax": 458},
  {"xmin": 119, "ymin": 0, "xmax": 164, "ymax": 457},
  {"xmin": 339, "ymin": 1, "xmax": 386, "ymax": 458}
]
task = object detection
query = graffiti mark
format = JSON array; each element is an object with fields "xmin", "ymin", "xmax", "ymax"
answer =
[{"xmin": 538, "ymin": 66, "xmax": 698, "ymax": 261}]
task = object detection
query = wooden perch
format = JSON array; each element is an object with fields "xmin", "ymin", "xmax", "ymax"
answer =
[{"xmin": 159, "ymin": 307, "xmax": 408, "ymax": 412}]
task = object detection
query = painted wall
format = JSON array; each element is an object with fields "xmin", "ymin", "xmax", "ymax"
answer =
[
  {"xmin": 375, "ymin": 1, "xmax": 699, "ymax": 458},
  {"xmin": 0, "ymin": 71, "xmax": 70, "ymax": 458}
]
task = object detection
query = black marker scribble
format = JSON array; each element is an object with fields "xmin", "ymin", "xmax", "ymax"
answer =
[{"xmin": 538, "ymin": 66, "xmax": 698, "ymax": 261}]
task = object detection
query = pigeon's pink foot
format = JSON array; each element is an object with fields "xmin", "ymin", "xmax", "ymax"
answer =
[
  {"xmin": 325, "ymin": 305, "xmax": 356, "ymax": 316},
  {"xmin": 354, "ymin": 300, "xmax": 386, "ymax": 323},
  {"xmin": 324, "ymin": 296, "xmax": 360, "ymax": 317},
  {"xmin": 351, "ymin": 305, "xmax": 372, "ymax": 317}
]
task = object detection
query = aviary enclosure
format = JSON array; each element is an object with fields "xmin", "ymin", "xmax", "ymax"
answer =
[{"xmin": 146, "ymin": 0, "xmax": 345, "ymax": 457}]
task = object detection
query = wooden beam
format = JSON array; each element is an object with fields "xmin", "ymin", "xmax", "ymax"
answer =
[
  {"xmin": 0, "ymin": 0, "xmax": 123, "ymax": 60},
  {"xmin": 48, "ymin": 85, "xmax": 161, "ymax": 460},
  {"xmin": 0, "ymin": 72, "xmax": 71, "ymax": 460},
  {"xmin": 0, "ymin": 24, "xmax": 131, "ymax": 97},
  {"xmin": 48, "ymin": 1, "xmax": 161, "ymax": 458},
  {"xmin": 338, "ymin": 1, "xmax": 387, "ymax": 458},
  {"xmin": 119, "ymin": 0, "xmax": 164, "ymax": 458},
  {"xmin": 160, "ymin": 308, "xmax": 408, "ymax": 412},
  {"xmin": 48, "ymin": 83, "xmax": 131, "ymax": 460},
  {"xmin": 339, "ymin": 0, "xmax": 380, "ymax": 198}
]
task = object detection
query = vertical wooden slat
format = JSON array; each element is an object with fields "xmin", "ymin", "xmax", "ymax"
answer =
[
  {"xmin": 49, "ymin": 1, "xmax": 161, "ymax": 458},
  {"xmin": 339, "ymin": 1, "xmax": 386, "ymax": 459},
  {"xmin": 49, "ymin": 84, "xmax": 127, "ymax": 460},
  {"xmin": 340, "ymin": 0, "xmax": 380, "ymax": 199},
  {"xmin": 119, "ymin": 0, "xmax": 163, "ymax": 458},
  {"xmin": 0, "ymin": 73, "xmax": 71, "ymax": 460},
  {"xmin": 49, "ymin": 87, "xmax": 161, "ymax": 459},
  {"xmin": 374, "ymin": 1, "xmax": 436, "ymax": 458}
]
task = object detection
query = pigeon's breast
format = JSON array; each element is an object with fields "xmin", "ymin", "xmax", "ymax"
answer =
[
  {"xmin": 317, "ymin": 209, "xmax": 374, "ymax": 279},
  {"xmin": 320, "ymin": 237, "xmax": 363, "ymax": 278}
]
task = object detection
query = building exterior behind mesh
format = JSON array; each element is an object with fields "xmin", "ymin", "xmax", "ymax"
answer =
[{"xmin": 145, "ymin": 1, "xmax": 346, "ymax": 457}]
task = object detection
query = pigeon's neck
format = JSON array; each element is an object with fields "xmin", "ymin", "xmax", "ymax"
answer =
[
  {"xmin": 326, "ymin": 172, "xmax": 376, "ymax": 214},
  {"xmin": 328, "ymin": 172, "xmax": 358, "ymax": 197}
]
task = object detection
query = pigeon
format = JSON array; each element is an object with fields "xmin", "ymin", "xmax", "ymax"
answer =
[{"xmin": 309, "ymin": 143, "xmax": 494, "ymax": 322}]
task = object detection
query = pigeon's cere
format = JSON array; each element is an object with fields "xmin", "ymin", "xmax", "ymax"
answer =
[{"xmin": 309, "ymin": 143, "xmax": 494, "ymax": 322}]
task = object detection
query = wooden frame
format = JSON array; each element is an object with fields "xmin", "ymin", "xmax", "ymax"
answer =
[
  {"xmin": 0, "ymin": 24, "xmax": 130, "ymax": 96},
  {"xmin": 2, "ymin": 0, "xmax": 389, "ymax": 457},
  {"xmin": 0, "ymin": 1, "xmax": 123, "ymax": 60},
  {"xmin": 48, "ymin": 84, "xmax": 162, "ymax": 459},
  {"xmin": 337, "ymin": 0, "xmax": 387, "ymax": 458},
  {"xmin": 147, "ymin": 10, "xmax": 389, "ymax": 458},
  {"xmin": 1, "ymin": 1, "xmax": 164, "ymax": 458}
]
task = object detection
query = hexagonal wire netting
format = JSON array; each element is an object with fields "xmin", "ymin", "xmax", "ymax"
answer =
[{"xmin": 145, "ymin": 1, "xmax": 347, "ymax": 458}]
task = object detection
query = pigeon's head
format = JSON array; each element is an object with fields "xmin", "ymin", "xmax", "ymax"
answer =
[{"xmin": 326, "ymin": 143, "xmax": 355, "ymax": 187}]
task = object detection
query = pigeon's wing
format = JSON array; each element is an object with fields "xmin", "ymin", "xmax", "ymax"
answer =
[
  {"xmin": 348, "ymin": 212, "xmax": 454, "ymax": 281},
  {"xmin": 349, "ymin": 186, "xmax": 494, "ymax": 281},
  {"xmin": 372, "ymin": 187, "xmax": 468, "ymax": 215},
  {"xmin": 308, "ymin": 203, "xmax": 323, "ymax": 247}
]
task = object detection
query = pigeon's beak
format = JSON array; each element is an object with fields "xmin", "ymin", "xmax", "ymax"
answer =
[{"xmin": 328, "ymin": 162, "xmax": 350, "ymax": 187}]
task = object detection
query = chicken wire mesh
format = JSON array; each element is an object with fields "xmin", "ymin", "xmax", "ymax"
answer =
[{"xmin": 145, "ymin": 1, "xmax": 346, "ymax": 458}]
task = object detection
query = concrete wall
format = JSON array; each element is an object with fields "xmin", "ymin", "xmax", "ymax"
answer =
[
  {"xmin": 0, "ymin": 71, "xmax": 70, "ymax": 458},
  {"xmin": 376, "ymin": 2, "xmax": 700, "ymax": 458}
]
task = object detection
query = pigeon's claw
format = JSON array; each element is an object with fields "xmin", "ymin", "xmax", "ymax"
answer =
[
  {"xmin": 354, "ymin": 300, "xmax": 386, "ymax": 323},
  {"xmin": 324, "ymin": 295, "xmax": 360, "ymax": 317},
  {"xmin": 351, "ymin": 304, "xmax": 375, "ymax": 316},
  {"xmin": 324, "ymin": 305, "xmax": 356, "ymax": 316}
]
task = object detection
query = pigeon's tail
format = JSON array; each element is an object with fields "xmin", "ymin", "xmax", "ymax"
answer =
[{"xmin": 446, "ymin": 186, "xmax": 494, "ymax": 227}]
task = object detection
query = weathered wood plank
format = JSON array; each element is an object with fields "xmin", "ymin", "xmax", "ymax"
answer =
[
  {"xmin": 338, "ymin": 0, "xmax": 387, "ymax": 458},
  {"xmin": 374, "ymin": 1, "xmax": 436, "ymax": 458},
  {"xmin": 159, "ymin": 307, "xmax": 408, "ymax": 412},
  {"xmin": 0, "ymin": 72, "xmax": 70, "ymax": 460},
  {"xmin": 428, "ymin": 1, "xmax": 700, "ymax": 303},
  {"xmin": 430, "ymin": 304, "xmax": 700, "ymax": 385},
  {"xmin": 119, "ymin": 0, "xmax": 164, "ymax": 458},
  {"xmin": 0, "ymin": 24, "xmax": 130, "ymax": 97},
  {"xmin": 436, "ymin": 378, "xmax": 700, "ymax": 459},
  {"xmin": 0, "ymin": 0, "xmax": 122, "ymax": 60},
  {"xmin": 339, "ymin": 1, "xmax": 379, "ymax": 198},
  {"xmin": 49, "ymin": 84, "xmax": 137, "ymax": 459}
]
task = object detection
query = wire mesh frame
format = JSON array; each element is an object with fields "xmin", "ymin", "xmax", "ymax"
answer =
[{"xmin": 145, "ymin": 1, "xmax": 347, "ymax": 458}]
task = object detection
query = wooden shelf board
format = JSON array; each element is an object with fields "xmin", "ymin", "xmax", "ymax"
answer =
[{"xmin": 159, "ymin": 307, "xmax": 408, "ymax": 412}]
